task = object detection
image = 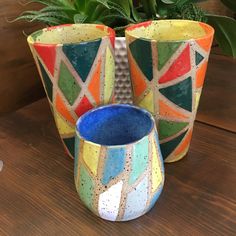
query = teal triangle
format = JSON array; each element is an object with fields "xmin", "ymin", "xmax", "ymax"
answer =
[
  {"xmin": 62, "ymin": 39, "xmax": 101, "ymax": 82},
  {"xmin": 157, "ymin": 42, "xmax": 182, "ymax": 70},
  {"xmin": 159, "ymin": 77, "xmax": 192, "ymax": 112},
  {"xmin": 129, "ymin": 39, "xmax": 153, "ymax": 81},
  {"xmin": 195, "ymin": 51, "xmax": 204, "ymax": 66},
  {"xmin": 63, "ymin": 137, "xmax": 75, "ymax": 158},
  {"xmin": 160, "ymin": 130, "xmax": 188, "ymax": 160},
  {"xmin": 38, "ymin": 60, "xmax": 53, "ymax": 102}
]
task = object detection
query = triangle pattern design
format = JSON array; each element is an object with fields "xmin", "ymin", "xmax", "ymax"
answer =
[
  {"xmin": 129, "ymin": 39, "xmax": 153, "ymax": 81},
  {"xmin": 38, "ymin": 60, "xmax": 53, "ymax": 102},
  {"xmin": 62, "ymin": 39, "xmax": 101, "ymax": 82},
  {"xmin": 58, "ymin": 61, "xmax": 81, "ymax": 106},
  {"xmin": 160, "ymin": 76, "xmax": 192, "ymax": 112},
  {"xmin": 195, "ymin": 51, "xmax": 204, "ymax": 66},
  {"xmin": 159, "ymin": 44, "xmax": 191, "ymax": 84},
  {"xmin": 75, "ymin": 95, "xmax": 94, "ymax": 118},
  {"xmin": 160, "ymin": 130, "xmax": 188, "ymax": 160},
  {"xmin": 88, "ymin": 59, "xmax": 101, "ymax": 105},
  {"xmin": 157, "ymin": 42, "xmax": 182, "ymax": 71},
  {"xmin": 159, "ymin": 99, "xmax": 189, "ymax": 119},
  {"xmin": 63, "ymin": 137, "xmax": 75, "ymax": 158},
  {"xmin": 128, "ymin": 53, "xmax": 147, "ymax": 97},
  {"xmin": 55, "ymin": 93, "xmax": 76, "ymax": 125},
  {"xmin": 34, "ymin": 44, "xmax": 56, "ymax": 77},
  {"xmin": 138, "ymin": 90, "xmax": 154, "ymax": 113},
  {"xmin": 158, "ymin": 120, "xmax": 189, "ymax": 140},
  {"xmin": 174, "ymin": 129, "xmax": 193, "ymax": 156},
  {"xmin": 196, "ymin": 62, "xmax": 208, "ymax": 88}
]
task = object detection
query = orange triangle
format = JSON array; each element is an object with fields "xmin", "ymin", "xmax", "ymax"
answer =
[
  {"xmin": 55, "ymin": 93, "xmax": 76, "ymax": 125},
  {"xmin": 88, "ymin": 59, "xmax": 101, "ymax": 105},
  {"xmin": 174, "ymin": 129, "xmax": 193, "ymax": 156},
  {"xmin": 128, "ymin": 52, "xmax": 147, "ymax": 97},
  {"xmin": 196, "ymin": 37, "xmax": 213, "ymax": 53},
  {"xmin": 159, "ymin": 99, "xmax": 189, "ymax": 119},
  {"xmin": 196, "ymin": 61, "xmax": 208, "ymax": 88}
]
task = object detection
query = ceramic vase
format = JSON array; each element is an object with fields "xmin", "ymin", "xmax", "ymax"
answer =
[
  {"xmin": 74, "ymin": 104, "xmax": 164, "ymax": 221},
  {"xmin": 27, "ymin": 24, "xmax": 116, "ymax": 158},
  {"xmin": 114, "ymin": 37, "xmax": 132, "ymax": 103},
  {"xmin": 126, "ymin": 20, "xmax": 214, "ymax": 163}
]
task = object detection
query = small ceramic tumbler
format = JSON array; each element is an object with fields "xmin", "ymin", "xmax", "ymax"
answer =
[
  {"xmin": 74, "ymin": 104, "xmax": 164, "ymax": 221},
  {"xmin": 27, "ymin": 24, "xmax": 116, "ymax": 158},
  {"xmin": 125, "ymin": 20, "xmax": 214, "ymax": 163}
]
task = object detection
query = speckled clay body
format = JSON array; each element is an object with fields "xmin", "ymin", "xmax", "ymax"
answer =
[
  {"xmin": 126, "ymin": 20, "xmax": 214, "ymax": 163},
  {"xmin": 74, "ymin": 104, "xmax": 164, "ymax": 221},
  {"xmin": 27, "ymin": 24, "xmax": 116, "ymax": 158}
]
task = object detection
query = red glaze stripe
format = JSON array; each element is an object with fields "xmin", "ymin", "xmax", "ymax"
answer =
[{"xmin": 126, "ymin": 21, "xmax": 152, "ymax": 31}]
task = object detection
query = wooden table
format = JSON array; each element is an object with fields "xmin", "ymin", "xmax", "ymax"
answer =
[{"xmin": 0, "ymin": 54, "xmax": 236, "ymax": 236}]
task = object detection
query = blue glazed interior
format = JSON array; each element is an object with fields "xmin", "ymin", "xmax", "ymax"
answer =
[{"xmin": 77, "ymin": 105, "xmax": 154, "ymax": 146}]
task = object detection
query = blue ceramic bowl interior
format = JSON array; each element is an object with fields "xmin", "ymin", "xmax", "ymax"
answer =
[{"xmin": 77, "ymin": 104, "xmax": 154, "ymax": 146}]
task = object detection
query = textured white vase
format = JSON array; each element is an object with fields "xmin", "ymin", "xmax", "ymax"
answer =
[{"xmin": 114, "ymin": 37, "xmax": 133, "ymax": 104}]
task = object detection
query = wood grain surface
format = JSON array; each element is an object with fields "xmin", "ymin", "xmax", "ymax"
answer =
[
  {"xmin": 197, "ymin": 55, "xmax": 236, "ymax": 132},
  {"xmin": 0, "ymin": 99, "xmax": 235, "ymax": 236},
  {"xmin": 0, "ymin": 1, "xmax": 44, "ymax": 115}
]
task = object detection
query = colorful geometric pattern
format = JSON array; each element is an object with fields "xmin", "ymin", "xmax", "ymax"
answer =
[
  {"xmin": 28, "ymin": 24, "xmax": 116, "ymax": 158},
  {"xmin": 74, "ymin": 129, "xmax": 164, "ymax": 221},
  {"xmin": 126, "ymin": 20, "xmax": 214, "ymax": 162}
]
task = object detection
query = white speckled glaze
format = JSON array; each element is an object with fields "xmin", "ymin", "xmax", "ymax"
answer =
[{"xmin": 115, "ymin": 37, "xmax": 133, "ymax": 104}]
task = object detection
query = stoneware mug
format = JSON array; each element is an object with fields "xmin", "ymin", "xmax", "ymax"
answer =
[
  {"xmin": 125, "ymin": 20, "xmax": 214, "ymax": 163},
  {"xmin": 27, "ymin": 24, "xmax": 116, "ymax": 158},
  {"xmin": 74, "ymin": 104, "xmax": 164, "ymax": 221}
]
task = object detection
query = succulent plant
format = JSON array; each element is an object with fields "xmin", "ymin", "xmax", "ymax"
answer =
[{"xmin": 15, "ymin": 0, "xmax": 236, "ymax": 57}]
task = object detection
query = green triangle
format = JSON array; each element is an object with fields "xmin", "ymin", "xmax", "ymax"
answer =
[
  {"xmin": 38, "ymin": 60, "xmax": 53, "ymax": 102},
  {"xmin": 195, "ymin": 51, "xmax": 204, "ymax": 66},
  {"xmin": 129, "ymin": 39, "xmax": 153, "ymax": 81},
  {"xmin": 160, "ymin": 130, "xmax": 188, "ymax": 160},
  {"xmin": 157, "ymin": 42, "xmax": 182, "ymax": 70},
  {"xmin": 62, "ymin": 39, "xmax": 101, "ymax": 82},
  {"xmin": 160, "ymin": 77, "xmax": 192, "ymax": 112},
  {"xmin": 159, "ymin": 120, "xmax": 188, "ymax": 140},
  {"xmin": 63, "ymin": 137, "xmax": 75, "ymax": 158},
  {"xmin": 58, "ymin": 61, "xmax": 81, "ymax": 105}
]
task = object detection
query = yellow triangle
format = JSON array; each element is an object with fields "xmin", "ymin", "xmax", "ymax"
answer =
[
  {"xmin": 104, "ymin": 47, "xmax": 115, "ymax": 103},
  {"xmin": 54, "ymin": 111, "xmax": 75, "ymax": 136},
  {"xmin": 195, "ymin": 91, "xmax": 201, "ymax": 111},
  {"xmin": 138, "ymin": 90, "xmax": 154, "ymax": 113},
  {"xmin": 83, "ymin": 142, "xmax": 100, "ymax": 176},
  {"xmin": 151, "ymin": 136, "xmax": 162, "ymax": 193}
]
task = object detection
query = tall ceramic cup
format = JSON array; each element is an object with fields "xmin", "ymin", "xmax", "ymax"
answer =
[
  {"xmin": 126, "ymin": 20, "xmax": 214, "ymax": 163},
  {"xmin": 74, "ymin": 104, "xmax": 164, "ymax": 221},
  {"xmin": 27, "ymin": 24, "xmax": 116, "ymax": 158}
]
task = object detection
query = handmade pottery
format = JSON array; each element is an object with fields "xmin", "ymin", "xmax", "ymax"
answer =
[
  {"xmin": 27, "ymin": 24, "xmax": 116, "ymax": 158},
  {"xmin": 74, "ymin": 104, "xmax": 164, "ymax": 221},
  {"xmin": 125, "ymin": 20, "xmax": 214, "ymax": 163},
  {"xmin": 114, "ymin": 37, "xmax": 132, "ymax": 103}
]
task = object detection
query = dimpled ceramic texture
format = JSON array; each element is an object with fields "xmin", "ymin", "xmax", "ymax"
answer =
[
  {"xmin": 74, "ymin": 105, "xmax": 164, "ymax": 221},
  {"xmin": 115, "ymin": 37, "xmax": 133, "ymax": 103},
  {"xmin": 126, "ymin": 20, "xmax": 214, "ymax": 163},
  {"xmin": 27, "ymin": 24, "xmax": 116, "ymax": 158}
]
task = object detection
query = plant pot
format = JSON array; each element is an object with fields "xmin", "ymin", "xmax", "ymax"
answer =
[
  {"xmin": 27, "ymin": 24, "xmax": 116, "ymax": 158},
  {"xmin": 114, "ymin": 37, "xmax": 133, "ymax": 104},
  {"xmin": 126, "ymin": 20, "xmax": 214, "ymax": 163},
  {"xmin": 74, "ymin": 104, "xmax": 164, "ymax": 221}
]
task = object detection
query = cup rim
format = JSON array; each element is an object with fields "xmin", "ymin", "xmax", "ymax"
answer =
[
  {"xmin": 76, "ymin": 104, "xmax": 156, "ymax": 148},
  {"xmin": 27, "ymin": 23, "xmax": 116, "ymax": 46},
  {"xmin": 125, "ymin": 19, "xmax": 215, "ymax": 43}
]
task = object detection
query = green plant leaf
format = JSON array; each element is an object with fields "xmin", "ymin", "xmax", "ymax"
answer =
[
  {"xmin": 74, "ymin": 14, "xmax": 88, "ymax": 23},
  {"xmin": 161, "ymin": 0, "xmax": 176, "ymax": 4},
  {"xmin": 207, "ymin": 14, "xmax": 236, "ymax": 58},
  {"xmin": 221, "ymin": 0, "xmax": 236, "ymax": 12},
  {"xmin": 109, "ymin": 0, "xmax": 131, "ymax": 16}
]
